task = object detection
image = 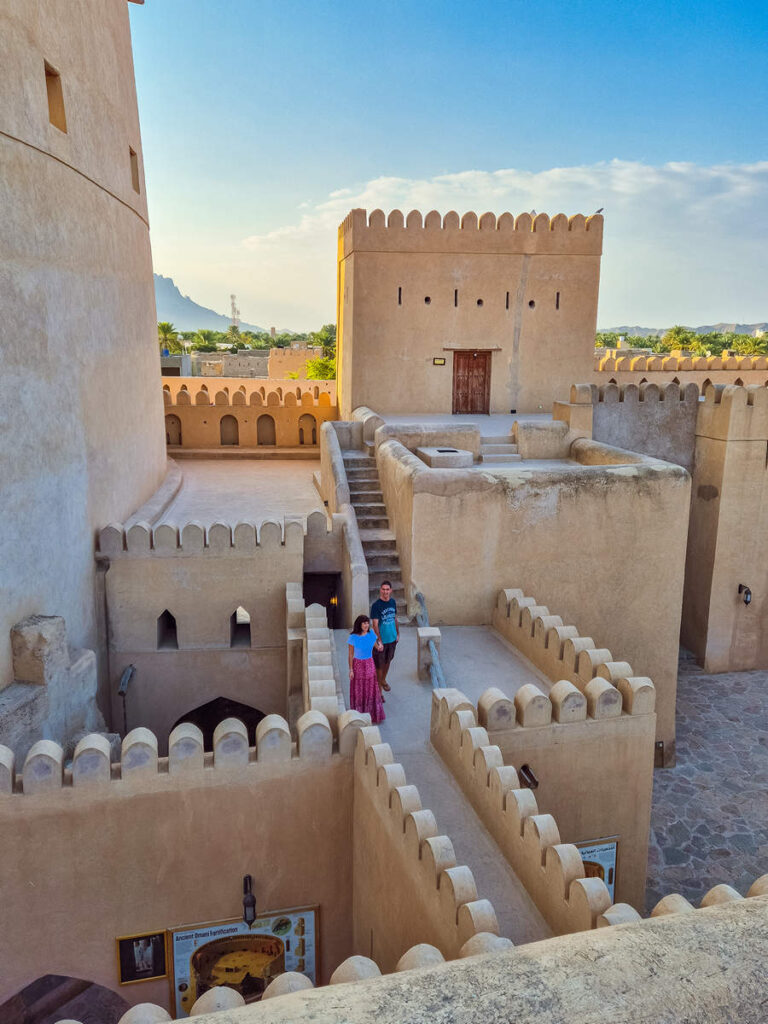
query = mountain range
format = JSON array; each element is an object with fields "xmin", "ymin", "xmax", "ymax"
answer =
[
  {"xmin": 601, "ymin": 323, "xmax": 767, "ymax": 338},
  {"xmin": 154, "ymin": 274, "xmax": 266, "ymax": 333}
]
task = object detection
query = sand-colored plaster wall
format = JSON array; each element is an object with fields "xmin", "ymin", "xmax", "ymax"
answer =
[
  {"xmin": 681, "ymin": 386, "xmax": 768, "ymax": 671},
  {"xmin": 337, "ymin": 209, "xmax": 602, "ymax": 418},
  {"xmin": 268, "ymin": 348, "xmax": 323, "ymax": 379},
  {"xmin": 376, "ymin": 440, "xmax": 690, "ymax": 761},
  {"xmin": 0, "ymin": 0, "xmax": 166, "ymax": 691},
  {"xmin": 101, "ymin": 522, "xmax": 304, "ymax": 740},
  {"xmin": 0, "ymin": 755, "xmax": 353, "ymax": 1010}
]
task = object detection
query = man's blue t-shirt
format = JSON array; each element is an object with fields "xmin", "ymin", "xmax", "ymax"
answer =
[
  {"xmin": 371, "ymin": 598, "xmax": 398, "ymax": 644},
  {"xmin": 348, "ymin": 631, "xmax": 377, "ymax": 659}
]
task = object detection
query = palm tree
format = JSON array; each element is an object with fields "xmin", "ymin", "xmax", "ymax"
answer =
[{"xmin": 157, "ymin": 321, "xmax": 181, "ymax": 353}]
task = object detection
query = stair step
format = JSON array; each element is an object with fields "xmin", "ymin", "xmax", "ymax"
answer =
[
  {"xmin": 357, "ymin": 516, "xmax": 390, "ymax": 529},
  {"xmin": 352, "ymin": 502, "xmax": 387, "ymax": 515},
  {"xmin": 345, "ymin": 469, "xmax": 379, "ymax": 481},
  {"xmin": 481, "ymin": 443, "xmax": 519, "ymax": 454},
  {"xmin": 349, "ymin": 481, "xmax": 382, "ymax": 493},
  {"xmin": 369, "ymin": 568, "xmax": 402, "ymax": 583},
  {"xmin": 359, "ymin": 528, "xmax": 396, "ymax": 543},
  {"xmin": 366, "ymin": 555, "xmax": 399, "ymax": 569},
  {"xmin": 480, "ymin": 452, "xmax": 522, "ymax": 463},
  {"xmin": 362, "ymin": 540, "xmax": 397, "ymax": 553},
  {"xmin": 480, "ymin": 435, "xmax": 514, "ymax": 445},
  {"xmin": 342, "ymin": 450, "xmax": 373, "ymax": 462}
]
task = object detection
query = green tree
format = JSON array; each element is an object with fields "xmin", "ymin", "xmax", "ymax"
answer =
[
  {"xmin": 157, "ymin": 321, "xmax": 181, "ymax": 353},
  {"xmin": 305, "ymin": 356, "xmax": 336, "ymax": 380},
  {"xmin": 310, "ymin": 323, "xmax": 337, "ymax": 358}
]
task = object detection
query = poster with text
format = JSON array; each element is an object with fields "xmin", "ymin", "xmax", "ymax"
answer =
[
  {"xmin": 576, "ymin": 839, "xmax": 618, "ymax": 901},
  {"xmin": 169, "ymin": 906, "xmax": 318, "ymax": 1018}
]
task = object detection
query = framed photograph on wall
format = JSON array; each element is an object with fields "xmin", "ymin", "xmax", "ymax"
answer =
[
  {"xmin": 116, "ymin": 931, "xmax": 168, "ymax": 985},
  {"xmin": 168, "ymin": 905, "xmax": 319, "ymax": 1018}
]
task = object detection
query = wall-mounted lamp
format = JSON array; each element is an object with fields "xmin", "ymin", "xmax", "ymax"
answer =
[
  {"xmin": 738, "ymin": 584, "xmax": 752, "ymax": 606},
  {"xmin": 519, "ymin": 764, "xmax": 539, "ymax": 790},
  {"xmin": 242, "ymin": 874, "xmax": 256, "ymax": 928}
]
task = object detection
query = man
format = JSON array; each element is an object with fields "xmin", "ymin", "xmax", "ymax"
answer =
[{"xmin": 371, "ymin": 580, "xmax": 399, "ymax": 695}]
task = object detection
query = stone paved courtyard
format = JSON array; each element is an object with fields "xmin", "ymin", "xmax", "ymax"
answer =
[{"xmin": 645, "ymin": 650, "xmax": 768, "ymax": 912}]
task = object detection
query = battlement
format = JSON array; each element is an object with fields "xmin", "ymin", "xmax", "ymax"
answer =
[
  {"xmin": 596, "ymin": 353, "xmax": 768, "ymax": 373},
  {"xmin": 0, "ymin": 708, "xmax": 373, "ymax": 796},
  {"xmin": 98, "ymin": 509, "xmax": 331, "ymax": 558},
  {"xmin": 590, "ymin": 380, "xmax": 700, "ymax": 406},
  {"xmin": 339, "ymin": 208, "xmax": 603, "ymax": 258},
  {"xmin": 354, "ymin": 725, "xmax": 502, "ymax": 960},
  {"xmin": 164, "ymin": 383, "xmax": 335, "ymax": 409},
  {"xmin": 697, "ymin": 383, "xmax": 768, "ymax": 441},
  {"xmin": 491, "ymin": 588, "xmax": 655, "ymax": 718}
]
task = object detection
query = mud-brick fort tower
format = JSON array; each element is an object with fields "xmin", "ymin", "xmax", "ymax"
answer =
[
  {"xmin": 336, "ymin": 207, "xmax": 603, "ymax": 418},
  {"xmin": 0, "ymin": 1, "xmax": 167, "ymax": 713}
]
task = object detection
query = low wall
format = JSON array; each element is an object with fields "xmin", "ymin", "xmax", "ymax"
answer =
[
  {"xmin": 374, "ymin": 422, "xmax": 483, "ymax": 459},
  {"xmin": 0, "ymin": 712, "xmax": 355, "ymax": 1010},
  {"xmin": 353, "ymin": 726, "xmax": 500, "ymax": 970},
  {"xmin": 375, "ymin": 437, "xmax": 690, "ymax": 763},
  {"xmin": 189, "ymin": 895, "xmax": 768, "ymax": 1024},
  {"xmin": 564, "ymin": 381, "xmax": 699, "ymax": 471}
]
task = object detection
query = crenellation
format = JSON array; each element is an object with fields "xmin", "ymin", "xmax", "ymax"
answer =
[{"xmin": 339, "ymin": 207, "xmax": 604, "ymax": 260}]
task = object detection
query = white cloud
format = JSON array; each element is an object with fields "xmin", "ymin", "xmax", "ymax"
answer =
[{"xmin": 234, "ymin": 160, "xmax": 768, "ymax": 330}]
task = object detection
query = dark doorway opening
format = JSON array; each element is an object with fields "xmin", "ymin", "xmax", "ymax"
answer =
[
  {"xmin": 303, "ymin": 572, "xmax": 341, "ymax": 629},
  {"xmin": 173, "ymin": 697, "xmax": 266, "ymax": 750},
  {"xmin": 157, "ymin": 609, "xmax": 178, "ymax": 650},
  {"xmin": 230, "ymin": 606, "xmax": 251, "ymax": 648}
]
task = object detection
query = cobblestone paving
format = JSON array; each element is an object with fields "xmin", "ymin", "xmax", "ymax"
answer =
[{"xmin": 645, "ymin": 650, "xmax": 768, "ymax": 912}]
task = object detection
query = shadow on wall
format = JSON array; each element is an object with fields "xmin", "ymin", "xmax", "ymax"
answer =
[{"xmin": 171, "ymin": 696, "xmax": 266, "ymax": 751}]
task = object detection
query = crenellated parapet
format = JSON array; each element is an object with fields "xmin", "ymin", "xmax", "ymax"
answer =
[
  {"xmin": 339, "ymin": 208, "xmax": 603, "ymax": 257},
  {"xmin": 354, "ymin": 724, "xmax": 503, "ymax": 960},
  {"xmin": 98, "ymin": 511, "xmax": 332, "ymax": 559},
  {"xmin": 430, "ymin": 688, "xmax": 611, "ymax": 936},
  {"xmin": 595, "ymin": 353, "xmax": 768, "ymax": 373},
  {"xmin": 491, "ymin": 588, "xmax": 655, "ymax": 718},
  {"xmin": 696, "ymin": 382, "xmax": 768, "ymax": 440},
  {"xmin": 163, "ymin": 383, "xmax": 335, "ymax": 409},
  {"xmin": 0, "ymin": 708, "xmax": 371, "ymax": 797},
  {"xmin": 591, "ymin": 380, "xmax": 700, "ymax": 406}
]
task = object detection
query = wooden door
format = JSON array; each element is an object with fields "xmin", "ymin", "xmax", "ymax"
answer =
[{"xmin": 452, "ymin": 350, "xmax": 491, "ymax": 414}]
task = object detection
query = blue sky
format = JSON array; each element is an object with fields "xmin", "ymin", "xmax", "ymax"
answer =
[{"xmin": 130, "ymin": 1, "xmax": 768, "ymax": 330}]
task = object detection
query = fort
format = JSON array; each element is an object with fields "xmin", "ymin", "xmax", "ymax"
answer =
[{"xmin": 1, "ymin": 3, "xmax": 766, "ymax": 1023}]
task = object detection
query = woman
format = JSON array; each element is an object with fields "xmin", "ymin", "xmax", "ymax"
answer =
[{"xmin": 347, "ymin": 614, "xmax": 385, "ymax": 724}]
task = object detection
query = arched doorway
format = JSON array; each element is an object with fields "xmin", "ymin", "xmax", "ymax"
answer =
[
  {"xmin": 172, "ymin": 697, "xmax": 266, "ymax": 750},
  {"xmin": 298, "ymin": 413, "xmax": 317, "ymax": 445},
  {"xmin": 165, "ymin": 414, "xmax": 182, "ymax": 446},
  {"xmin": 220, "ymin": 414, "xmax": 239, "ymax": 446},
  {"xmin": 257, "ymin": 414, "xmax": 276, "ymax": 446}
]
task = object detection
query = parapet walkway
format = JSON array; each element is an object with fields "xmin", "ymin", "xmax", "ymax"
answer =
[{"xmin": 334, "ymin": 624, "xmax": 552, "ymax": 945}]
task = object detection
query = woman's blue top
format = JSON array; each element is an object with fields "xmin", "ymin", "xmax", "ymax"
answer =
[{"xmin": 348, "ymin": 631, "xmax": 377, "ymax": 659}]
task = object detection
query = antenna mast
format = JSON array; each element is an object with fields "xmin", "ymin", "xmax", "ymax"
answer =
[{"xmin": 230, "ymin": 293, "xmax": 241, "ymax": 330}]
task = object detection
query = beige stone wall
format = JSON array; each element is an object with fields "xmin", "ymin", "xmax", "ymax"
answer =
[
  {"xmin": 337, "ymin": 208, "xmax": 602, "ymax": 418},
  {"xmin": 0, "ymin": 722, "xmax": 354, "ymax": 1009},
  {"xmin": 163, "ymin": 383, "xmax": 337, "ymax": 448},
  {"xmin": 681, "ymin": 386, "xmax": 768, "ymax": 671},
  {"xmin": 100, "ymin": 520, "xmax": 305, "ymax": 743},
  {"xmin": 0, "ymin": 0, "xmax": 166, "ymax": 690},
  {"xmin": 268, "ymin": 347, "xmax": 323, "ymax": 379},
  {"xmin": 486, "ymin": 587, "xmax": 655, "ymax": 910},
  {"xmin": 376, "ymin": 436, "xmax": 690, "ymax": 763},
  {"xmin": 353, "ymin": 727, "xmax": 501, "ymax": 970}
]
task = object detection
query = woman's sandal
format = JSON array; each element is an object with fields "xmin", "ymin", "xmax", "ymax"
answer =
[{"xmin": 381, "ymin": 681, "xmax": 391, "ymax": 692}]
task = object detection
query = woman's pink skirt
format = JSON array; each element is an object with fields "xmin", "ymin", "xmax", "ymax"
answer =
[{"xmin": 350, "ymin": 657, "xmax": 385, "ymax": 724}]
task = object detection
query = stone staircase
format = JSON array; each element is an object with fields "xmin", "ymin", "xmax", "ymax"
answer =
[
  {"xmin": 479, "ymin": 434, "xmax": 521, "ymax": 463},
  {"xmin": 343, "ymin": 450, "xmax": 407, "ymax": 616}
]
